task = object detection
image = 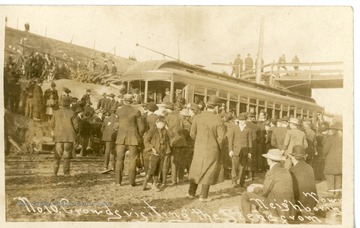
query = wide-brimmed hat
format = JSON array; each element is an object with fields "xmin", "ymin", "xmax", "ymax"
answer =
[
  {"xmin": 262, "ymin": 149, "xmax": 285, "ymax": 161},
  {"xmin": 147, "ymin": 103, "xmax": 158, "ymax": 112},
  {"xmin": 329, "ymin": 122, "xmax": 342, "ymax": 130},
  {"xmin": 86, "ymin": 89, "xmax": 91, "ymax": 92},
  {"xmin": 51, "ymin": 82, "xmax": 56, "ymax": 87},
  {"xmin": 108, "ymin": 93, "xmax": 115, "ymax": 98},
  {"xmin": 207, "ymin": 95, "xmax": 221, "ymax": 106},
  {"xmin": 164, "ymin": 102, "xmax": 174, "ymax": 110},
  {"xmin": 289, "ymin": 118, "xmax": 299, "ymax": 125},
  {"xmin": 290, "ymin": 145, "xmax": 306, "ymax": 160}
]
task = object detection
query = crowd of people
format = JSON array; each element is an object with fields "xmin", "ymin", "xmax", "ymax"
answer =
[
  {"xmin": 42, "ymin": 86, "xmax": 342, "ymax": 223},
  {"xmin": 230, "ymin": 54, "xmax": 301, "ymax": 78}
]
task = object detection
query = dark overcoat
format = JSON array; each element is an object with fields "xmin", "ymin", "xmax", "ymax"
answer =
[
  {"xmin": 289, "ymin": 160, "xmax": 318, "ymax": 209},
  {"xmin": 101, "ymin": 114, "xmax": 117, "ymax": 142},
  {"xmin": 115, "ymin": 105, "xmax": 145, "ymax": 145},
  {"xmin": 188, "ymin": 111, "xmax": 226, "ymax": 185},
  {"xmin": 51, "ymin": 107, "xmax": 78, "ymax": 142}
]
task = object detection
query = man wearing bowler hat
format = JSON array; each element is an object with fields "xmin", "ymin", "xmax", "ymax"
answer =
[
  {"xmin": 323, "ymin": 122, "xmax": 342, "ymax": 193},
  {"xmin": 283, "ymin": 118, "xmax": 308, "ymax": 169},
  {"xmin": 113, "ymin": 94, "xmax": 145, "ymax": 186},
  {"xmin": 289, "ymin": 145, "xmax": 318, "ymax": 212},
  {"xmin": 97, "ymin": 93, "xmax": 107, "ymax": 111},
  {"xmin": 101, "ymin": 106, "xmax": 118, "ymax": 171},
  {"xmin": 245, "ymin": 111, "xmax": 261, "ymax": 177},
  {"xmin": 187, "ymin": 95, "xmax": 226, "ymax": 201},
  {"xmin": 227, "ymin": 113, "xmax": 252, "ymax": 188},
  {"xmin": 240, "ymin": 149, "xmax": 295, "ymax": 223}
]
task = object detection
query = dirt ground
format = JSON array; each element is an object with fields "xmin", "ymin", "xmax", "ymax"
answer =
[{"xmin": 5, "ymin": 153, "xmax": 335, "ymax": 224}]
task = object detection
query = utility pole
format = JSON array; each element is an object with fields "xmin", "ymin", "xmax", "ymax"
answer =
[{"xmin": 256, "ymin": 16, "xmax": 264, "ymax": 84}]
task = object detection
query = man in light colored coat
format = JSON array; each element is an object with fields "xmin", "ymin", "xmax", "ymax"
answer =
[{"xmin": 51, "ymin": 97, "xmax": 79, "ymax": 176}]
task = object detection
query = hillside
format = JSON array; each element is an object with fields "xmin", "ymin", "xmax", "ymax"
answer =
[{"xmin": 4, "ymin": 27, "xmax": 136, "ymax": 76}]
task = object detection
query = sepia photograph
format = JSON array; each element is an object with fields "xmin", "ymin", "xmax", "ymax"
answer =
[{"xmin": 0, "ymin": 4, "xmax": 355, "ymax": 227}]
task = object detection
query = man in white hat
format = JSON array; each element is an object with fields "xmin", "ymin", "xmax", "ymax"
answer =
[
  {"xmin": 240, "ymin": 149, "xmax": 295, "ymax": 223},
  {"xmin": 283, "ymin": 118, "xmax": 308, "ymax": 169}
]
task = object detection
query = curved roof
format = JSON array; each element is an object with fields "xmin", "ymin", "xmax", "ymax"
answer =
[
  {"xmin": 123, "ymin": 60, "xmax": 175, "ymax": 75},
  {"xmin": 122, "ymin": 60, "xmax": 316, "ymax": 104}
]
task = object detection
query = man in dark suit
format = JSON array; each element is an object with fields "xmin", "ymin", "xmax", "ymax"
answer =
[
  {"xmin": 227, "ymin": 113, "xmax": 252, "ymax": 187},
  {"xmin": 289, "ymin": 145, "xmax": 318, "ymax": 213},
  {"xmin": 97, "ymin": 93, "xmax": 107, "ymax": 110},
  {"xmin": 101, "ymin": 107, "xmax": 117, "ymax": 171},
  {"xmin": 114, "ymin": 94, "xmax": 145, "ymax": 186},
  {"xmin": 241, "ymin": 149, "xmax": 295, "ymax": 223},
  {"xmin": 246, "ymin": 112, "xmax": 260, "ymax": 177},
  {"xmin": 50, "ymin": 97, "xmax": 79, "ymax": 176},
  {"xmin": 106, "ymin": 93, "xmax": 118, "ymax": 113}
]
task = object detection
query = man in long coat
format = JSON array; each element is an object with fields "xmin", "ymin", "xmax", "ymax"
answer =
[
  {"xmin": 114, "ymin": 94, "xmax": 145, "ymax": 186},
  {"xmin": 323, "ymin": 122, "xmax": 343, "ymax": 192},
  {"xmin": 51, "ymin": 97, "xmax": 79, "ymax": 176},
  {"xmin": 271, "ymin": 116, "xmax": 289, "ymax": 150},
  {"xmin": 32, "ymin": 79, "xmax": 44, "ymax": 121},
  {"xmin": 187, "ymin": 95, "xmax": 226, "ymax": 201},
  {"xmin": 283, "ymin": 118, "xmax": 308, "ymax": 169}
]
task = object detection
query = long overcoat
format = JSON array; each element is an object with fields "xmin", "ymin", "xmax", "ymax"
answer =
[
  {"xmin": 32, "ymin": 84, "xmax": 43, "ymax": 119},
  {"xmin": 323, "ymin": 134, "xmax": 342, "ymax": 175},
  {"xmin": 188, "ymin": 111, "xmax": 226, "ymax": 185}
]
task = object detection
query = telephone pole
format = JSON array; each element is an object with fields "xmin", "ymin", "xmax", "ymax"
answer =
[{"xmin": 256, "ymin": 17, "xmax": 264, "ymax": 84}]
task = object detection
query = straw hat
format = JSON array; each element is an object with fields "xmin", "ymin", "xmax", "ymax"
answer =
[{"xmin": 262, "ymin": 149, "xmax": 285, "ymax": 161}]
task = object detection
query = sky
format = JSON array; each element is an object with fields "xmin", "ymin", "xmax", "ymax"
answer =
[{"xmin": 1, "ymin": 6, "xmax": 353, "ymax": 115}]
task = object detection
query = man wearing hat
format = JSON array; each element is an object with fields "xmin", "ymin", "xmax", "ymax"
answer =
[
  {"xmin": 187, "ymin": 95, "xmax": 226, "ymax": 201},
  {"xmin": 32, "ymin": 78, "xmax": 44, "ymax": 121},
  {"xmin": 289, "ymin": 145, "xmax": 318, "ymax": 212},
  {"xmin": 221, "ymin": 112, "xmax": 236, "ymax": 180},
  {"xmin": 113, "ymin": 94, "xmax": 145, "ymax": 186},
  {"xmin": 227, "ymin": 113, "xmax": 252, "ymax": 188},
  {"xmin": 146, "ymin": 103, "xmax": 159, "ymax": 130},
  {"xmin": 80, "ymin": 89, "xmax": 92, "ymax": 109},
  {"xmin": 162, "ymin": 88, "xmax": 171, "ymax": 104},
  {"xmin": 97, "ymin": 93, "xmax": 107, "ymax": 111},
  {"xmin": 283, "ymin": 118, "xmax": 308, "ymax": 169},
  {"xmin": 131, "ymin": 88, "xmax": 142, "ymax": 104},
  {"xmin": 302, "ymin": 118, "xmax": 316, "ymax": 166},
  {"xmin": 313, "ymin": 122, "xmax": 330, "ymax": 181},
  {"xmin": 323, "ymin": 122, "xmax": 342, "ymax": 193},
  {"xmin": 101, "ymin": 106, "xmax": 118, "ymax": 171},
  {"xmin": 44, "ymin": 82, "xmax": 59, "ymax": 111},
  {"xmin": 245, "ymin": 111, "xmax": 261, "ymax": 177},
  {"xmin": 189, "ymin": 103, "xmax": 200, "ymax": 117},
  {"xmin": 50, "ymin": 97, "xmax": 79, "ymax": 176},
  {"xmin": 105, "ymin": 93, "xmax": 118, "ymax": 113},
  {"xmin": 164, "ymin": 101, "xmax": 187, "ymax": 185},
  {"xmin": 271, "ymin": 116, "xmax": 289, "ymax": 150},
  {"xmin": 240, "ymin": 149, "xmax": 295, "ymax": 223}
]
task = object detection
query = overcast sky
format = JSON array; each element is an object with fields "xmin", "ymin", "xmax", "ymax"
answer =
[{"xmin": 2, "ymin": 6, "xmax": 353, "ymax": 115}]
